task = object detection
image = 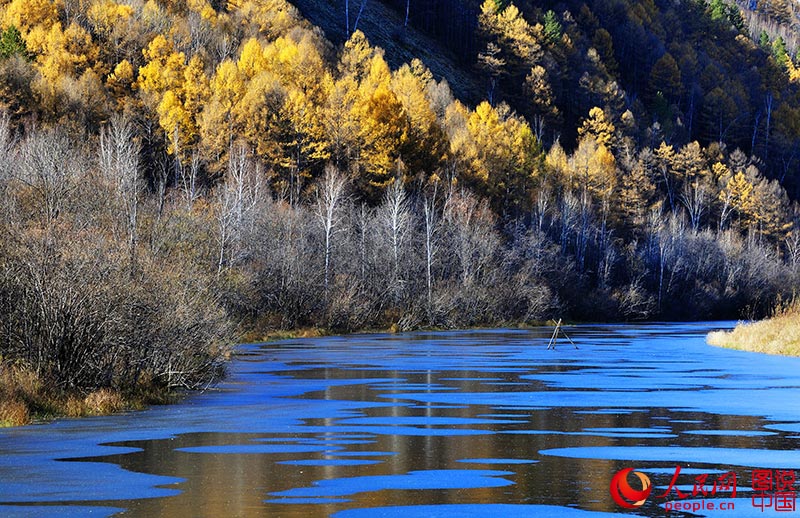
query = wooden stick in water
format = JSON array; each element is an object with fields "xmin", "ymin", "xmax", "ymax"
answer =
[{"xmin": 547, "ymin": 318, "xmax": 578, "ymax": 350}]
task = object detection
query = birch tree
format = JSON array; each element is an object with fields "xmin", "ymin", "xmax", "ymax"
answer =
[
  {"xmin": 217, "ymin": 143, "xmax": 264, "ymax": 273},
  {"xmin": 422, "ymin": 181, "xmax": 441, "ymax": 317},
  {"xmin": 315, "ymin": 164, "xmax": 348, "ymax": 292},
  {"xmin": 378, "ymin": 178, "xmax": 412, "ymax": 295},
  {"xmin": 99, "ymin": 115, "xmax": 140, "ymax": 268}
]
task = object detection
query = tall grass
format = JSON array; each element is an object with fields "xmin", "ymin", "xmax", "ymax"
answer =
[
  {"xmin": 0, "ymin": 360, "xmax": 173, "ymax": 425},
  {"xmin": 0, "ymin": 362, "xmax": 36, "ymax": 426},
  {"xmin": 707, "ymin": 296, "xmax": 800, "ymax": 356}
]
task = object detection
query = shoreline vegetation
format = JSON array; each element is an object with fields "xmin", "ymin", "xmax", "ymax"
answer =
[
  {"xmin": 0, "ymin": 326, "xmax": 325, "ymax": 427},
  {"xmin": 3, "ymin": 0, "xmax": 800, "ymax": 427},
  {"xmin": 707, "ymin": 299, "xmax": 800, "ymax": 356},
  {"xmin": 0, "ymin": 322, "xmax": 531, "ymax": 427},
  {"xmin": 0, "ymin": 326, "xmax": 313, "ymax": 427}
]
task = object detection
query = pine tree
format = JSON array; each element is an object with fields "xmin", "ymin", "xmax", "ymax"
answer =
[{"xmin": 542, "ymin": 10, "xmax": 562, "ymax": 45}]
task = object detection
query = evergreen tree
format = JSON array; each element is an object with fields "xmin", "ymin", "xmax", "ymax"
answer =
[{"xmin": 0, "ymin": 26, "xmax": 27, "ymax": 60}]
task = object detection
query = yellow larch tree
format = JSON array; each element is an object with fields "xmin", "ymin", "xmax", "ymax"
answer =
[
  {"xmin": 227, "ymin": 0, "xmax": 304, "ymax": 39},
  {"xmin": 655, "ymin": 141, "xmax": 678, "ymax": 211},
  {"xmin": 390, "ymin": 59, "xmax": 448, "ymax": 178},
  {"xmin": 137, "ymin": 34, "xmax": 186, "ymax": 102},
  {"xmin": 570, "ymin": 134, "xmax": 617, "ymax": 203},
  {"xmin": 199, "ymin": 59, "xmax": 245, "ymax": 168},
  {"xmin": 721, "ymin": 170, "xmax": 755, "ymax": 231},
  {"xmin": 323, "ymin": 73, "xmax": 361, "ymax": 169},
  {"xmin": 34, "ymin": 21, "xmax": 99, "ymax": 91},
  {"xmin": 182, "ymin": 55, "xmax": 210, "ymax": 122},
  {"xmin": 158, "ymin": 54, "xmax": 209, "ymax": 157},
  {"xmin": 463, "ymin": 101, "xmax": 542, "ymax": 212},
  {"xmin": 235, "ymin": 70, "xmax": 285, "ymax": 159},
  {"xmin": 338, "ymin": 30, "xmax": 378, "ymax": 82},
  {"xmin": 2, "ymin": 0, "xmax": 59, "ymax": 37},
  {"xmin": 282, "ymin": 87, "xmax": 330, "ymax": 174},
  {"xmin": 578, "ymin": 106, "xmax": 616, "ymax": 148},
  {"xmin": 355, "ymin": 81, "xmax": 408, "ymax": 196},
  {"xmin": 187, "ymin": 0, "xmax": 216, "ymax": 22},
  {"xmin": 328, "ymin": 40, "xmax": 410, "ymax": 197},
  {"xmin": 107, "ymin": 59, "xmax": 135, "ymax": 104},
  {"xmin": 545, "ymin": 140, "xmax": 569, "ymax": 181},
  {"xmin": 263, "ymin": 29, "xmax": 328, "ymax": 102},
  {"xmin": 157, "ymin": 89, "xmax": 191, "ymax": 155},
  {"xmin": 746, "ymin": 167, "xmax": 792, "ymax": 239},
  {"xmin": 139, "ymin": 35, "xmax": 210, "ymax": 162},
  {"xmin": 237, "ymin": 37, "xmax": 267, "ymax": 80},
  {"xmin": 87, "ymin": 0, "xmax": 134, "ymax": 38}
]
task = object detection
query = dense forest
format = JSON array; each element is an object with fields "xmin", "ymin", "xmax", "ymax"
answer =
[{"xmin": 1, "ymin": 0, "xmax": 800, "ymax": 413}]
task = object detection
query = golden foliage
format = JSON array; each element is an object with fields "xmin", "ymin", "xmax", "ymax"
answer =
[
  {"xmin": 137, "ymin": 35, "xmax": 186, "ymax": 97},
  {"xmin": 3, "ymin": 0, "xmax": 58, "ymax": 35},
  {"xmin": 578, "ymin": 106, "xmax": 616, "ymax": 148},
  {"xmin": 570, "ymin": 135, "xmax": 617, "ymax": 200},
  {"xmin": 87, "ymin": 0, "xmax": 133, "ymax": 36},
  {"xmin": 237, "ymin": 37, "xmax": 267, "ymax": 79}
]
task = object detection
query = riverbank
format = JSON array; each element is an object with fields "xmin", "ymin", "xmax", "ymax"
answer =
[
  {"xmin": 0, "ymin": 321, "xmax": 554, "ymax": 427},
  {"xmin": 0, "ymin": 326, "xmax": 345, "ymax": 427},
  {"xmin": 7, "ymin": 315, "xmax": 784, "ymax": 428},
  {"xmin": 707, "ymin": 303, "xmax": 800, "ymax": 356},
  {"xmin": 0, "ymin": 361, "xmax": 181, "ymax": 427}
]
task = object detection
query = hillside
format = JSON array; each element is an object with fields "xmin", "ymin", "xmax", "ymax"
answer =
[
  {"xmin": 298, "ymin": 0, "xmax": 800, "ymax": 199},
  {"xmin": 288, "ymin": 0, "xmax": 483, "ymax": 102}
]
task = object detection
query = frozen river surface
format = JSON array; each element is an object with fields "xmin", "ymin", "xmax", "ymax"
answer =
[{"xmin": 3, "ymin": 323, "xmax": 800, "ymax": 517}]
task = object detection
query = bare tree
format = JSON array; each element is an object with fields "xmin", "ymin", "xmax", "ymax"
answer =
[
  {"xmin": 0, "ymin": 111, "xmax": 12, "ymax": 180},
  {"xmin": 422, "ymin": 182, "xmax": 440, "ymax": 317},
  {"xmin": 100, "ymin": 115, "xmax": 140, "ymax": 269},
  {"xmin": 534, "ymin": 187, "xmax": 550, "ymax": 231},
  {"xmin": 679, "ymin": 180, "xmax": 709, "ymax": 231},
  {"xmin": 444, "ymin": 190, "xmax": 496, "ymax": 287},
  {"xmin": 378, "ymin": 178, "xmax": 412, "ymax": 293},
  {"xmin": 179, "ymin": 150, "xmax": 201, "ymax": 209},
  {"xmin": 353, "ymin": 0, "xmax": 367, "ymax": 33},
  {"xmin": 217, "ymin": 143, "xmax": 265, "ymax": 273},
  {"xmin": 558, "ymin": 190, "xmax": 580, "ymax": 254},
  {"xmin": 0, "ymin": 111, "xmax": 14, "ymax": 222},
  {"xmin": 784, "ymin": 227, "xmax": 800, "ymax": 270},
  {"xmin": 315, "ymin": 164, "xmax": 349, "ymax": 293},
  {"xmin": 17, "ymin": 128, "xmax": 80, "ymax": 227},
  {"xmin": 764, "ymin": 92, "xmax": 774, "ymax": 162}
]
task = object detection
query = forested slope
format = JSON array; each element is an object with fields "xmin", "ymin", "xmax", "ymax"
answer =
[
  {"xmin": 0, "ymin": 0, "xmax": 799, "ymax": 417},
  {"xmin": 362, "ymin": 0, "xmax": 800, "ymax": 195}
]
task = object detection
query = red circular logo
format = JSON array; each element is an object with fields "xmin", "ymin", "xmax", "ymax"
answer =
[{"xmin": 610, "ymin": 468, "xmax": 652, "ymax": 508}]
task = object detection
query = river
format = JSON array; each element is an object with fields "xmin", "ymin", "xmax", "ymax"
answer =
[{"xmin": 3, "ymin": 323, "xmax": 800, "ymax": 517}]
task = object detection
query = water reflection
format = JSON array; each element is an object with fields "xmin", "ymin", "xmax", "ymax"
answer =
[{"xmin": 4, "ymin": 323, "xmax": 800, "ymax": 517}]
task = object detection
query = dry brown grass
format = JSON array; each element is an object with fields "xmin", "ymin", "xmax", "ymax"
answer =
[
  {"xmin": 0, "ymin": 362, "xmax": 36, "ymax": 426},
  {"xmin": 84, "ymin": 388, "xmax": 124, "ymax": 415},
  {"xmin": 0, "ymin": 360, "xmax": 138, "ymax": 425},
  {"xmin": 0, "ymin": 398, "xmax": 30, "ymax": 427},
  {"xmin": 65, "ymin": 395, "xmax": 86, "ymax": 417},
  {"xmin": 708, "ymin": 298, "xmax": 800, "ymax": 356},
  {"xmin": 240, "ymin": 324, "xmax": 328, "ymax": 344},
  {"xmin": 0, "ymin": 363, "xmax": 40, "ymax": 399}
]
